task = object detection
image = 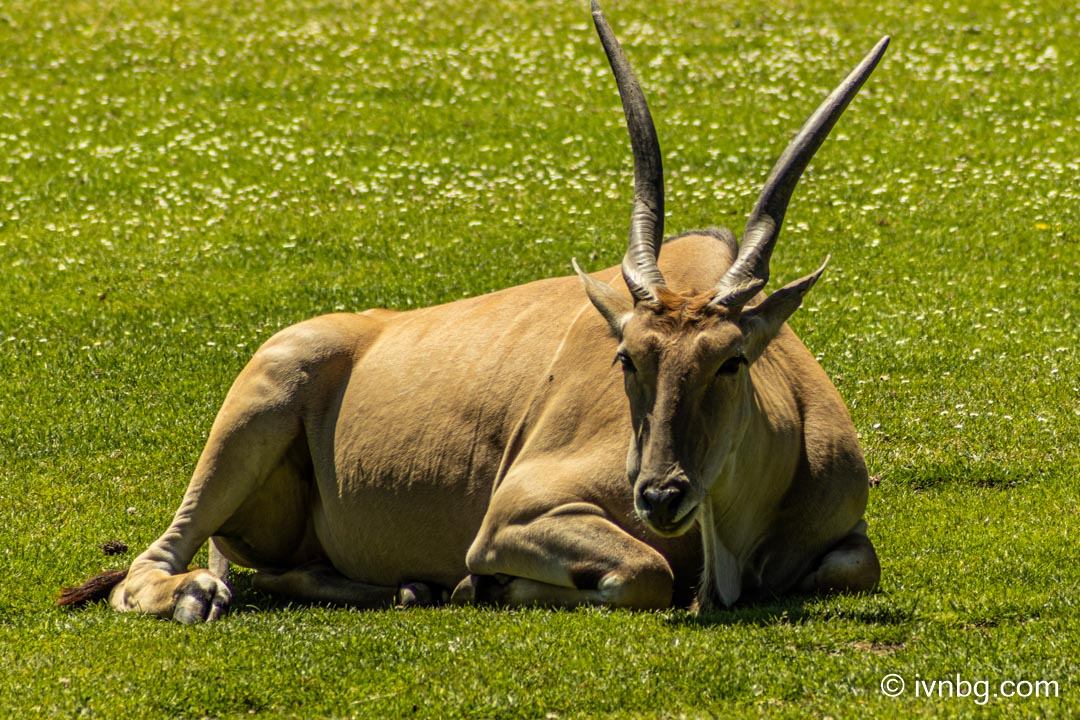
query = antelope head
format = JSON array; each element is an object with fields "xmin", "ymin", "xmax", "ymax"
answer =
[{"xmin": 576, "ymin": 1, "xmax": 888, "ymax": 537}]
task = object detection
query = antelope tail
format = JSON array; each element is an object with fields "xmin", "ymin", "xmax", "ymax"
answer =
[{"xmin": 56, "ymin": 568, "xmax": 128, "ymax": 608}]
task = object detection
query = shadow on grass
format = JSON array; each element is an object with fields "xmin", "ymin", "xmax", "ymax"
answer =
[
  {"xmin": 669, "ymin": 592, "xmax": 915, "ymax": 629},
  {"xmin": 54, "ymin": 561, "xmax": 916, "ymax": 628},
  {"xmin": 222, "ymin": 570, "xmax": 315, "ymax": 616},
  {"xmin": 884, "ymin": 459, "xmax": 1034, "ymax": 490},
  {"xmin": 224, "ymin": 568, "xmax": 916, "ymax": 630}
]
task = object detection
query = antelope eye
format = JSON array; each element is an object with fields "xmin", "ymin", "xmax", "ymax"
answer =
[
  {"xmin": 716, "ymin": 355, "xmax": 747, "ymax": 377},
  {"xmin": 615, "ymin": 350, "xmax": 636, "ymax": 373}
]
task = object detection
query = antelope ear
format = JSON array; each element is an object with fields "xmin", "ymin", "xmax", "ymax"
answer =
[
  {"xmin": 738, "ymin": 257, "xmax": 828, "ymax": 360},
  {"xmin": 573, "ymin": 259, "xmax": 633, "ymax": 338}
]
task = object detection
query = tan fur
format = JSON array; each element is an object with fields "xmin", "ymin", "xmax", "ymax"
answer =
[
  {"xmin": 584, "ymin": 244, "xmax": 877, "ymax": 608},
  {"xmin": 85, "ymin": 233, "xmax": 878, "ymax": 621}
]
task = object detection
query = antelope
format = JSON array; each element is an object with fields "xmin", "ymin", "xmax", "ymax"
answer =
[{"xmin": 59, "ymin": 2, "xmax": 887, "ymax": 621}]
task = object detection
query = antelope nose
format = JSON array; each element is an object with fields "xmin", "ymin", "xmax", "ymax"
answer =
[{"xmin": 639, "ymin": 486, "xmax": 685, "ymax": 527}]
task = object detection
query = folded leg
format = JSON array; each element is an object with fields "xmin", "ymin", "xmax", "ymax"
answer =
[
  {"xmin": 798, "ymin": 521, "xmax": 880, "ymax": 594},
  {"xmin": 460, "ymin": 491, "xmax": 675, "ymax": 609},
  {"xmin": 253, "ymin": 562, "xmax": 443, "ymax": 608}
]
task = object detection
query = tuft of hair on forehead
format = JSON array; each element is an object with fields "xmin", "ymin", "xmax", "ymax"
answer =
[{"xmin": 644, "ymin": 286, "xmax": 735, "ymax": 330}]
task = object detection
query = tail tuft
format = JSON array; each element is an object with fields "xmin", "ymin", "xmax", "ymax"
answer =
[{"xmin": 56, "ymin": 569, "xmax": 129, "ymax": 608}]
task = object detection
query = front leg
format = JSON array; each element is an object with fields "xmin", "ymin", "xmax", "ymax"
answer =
[
  {"xmin": 459, "ymin": 493, "xmax": 675, "ymax": 610},
  {"xmin": 111, "ymin": 567, "xmax": 231, "ymax": 624},
  {"xmin": 453, "ymin": 571, "xmax": 666, "ymax": 609}
]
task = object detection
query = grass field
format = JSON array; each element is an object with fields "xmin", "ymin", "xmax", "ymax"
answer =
[{"xmin": 1, "ymin": 0, "xmax": 1077, "ymax": 716}]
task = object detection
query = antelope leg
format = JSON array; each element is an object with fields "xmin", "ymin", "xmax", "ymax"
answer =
[
  {"xmin": 797, "ymin": 520, "xmax": 881, "ymax": 595},
  {"xmin": 461, "ymin": 500, "xmax": 675, "ymax": 610},
  {"xmin": 253, "ymin": 563, "xmax": 442, "ymax": 608}
]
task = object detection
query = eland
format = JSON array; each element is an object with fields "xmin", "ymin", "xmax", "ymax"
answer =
[{"xmin": 60, "ymin": 2, "xmax": 887, "ymax": 621}]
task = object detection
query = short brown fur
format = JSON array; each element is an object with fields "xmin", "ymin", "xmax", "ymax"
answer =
[{"xmin": 644, "ymin": 287, "xmax": 732, "ymax": 330}]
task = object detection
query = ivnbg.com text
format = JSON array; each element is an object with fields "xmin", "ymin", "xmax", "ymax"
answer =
[{"xmin": 880, "ymin": 673, "xmax": 1060, "ymax": 705}]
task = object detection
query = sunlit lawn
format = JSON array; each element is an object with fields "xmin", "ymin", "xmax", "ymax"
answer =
[{"xmin": 1, "ymin": 0, "xmax": 1077, "ymax": 717}]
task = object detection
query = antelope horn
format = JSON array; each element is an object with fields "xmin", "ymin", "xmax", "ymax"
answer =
[
  {"xmin": 713, "ymin": 36, "xmax": 890, "ymax": 309},
  {"xmin": 592, "ymin": 0, "xmax": 666, "ymax": 303}
]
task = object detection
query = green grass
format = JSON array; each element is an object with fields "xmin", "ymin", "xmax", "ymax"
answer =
[{"xmin": 1, "ymin": 0, "xmax": 1077, "ymax": 716}]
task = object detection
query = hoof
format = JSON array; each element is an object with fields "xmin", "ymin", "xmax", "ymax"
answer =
[
  {"xmin": 396, "ymin": 582, "xmax": 447, "ymax": 608},
  {"xmin": 450, "ymin": 574, "xmax": 511, "ymax": 606},
  {"xmin": 172, "ymin": 572, "xmax": 232, "ymax": 624},
  {"xmin": 450, "ymin": 575, "xmax": 478, "ymax": 605}
]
